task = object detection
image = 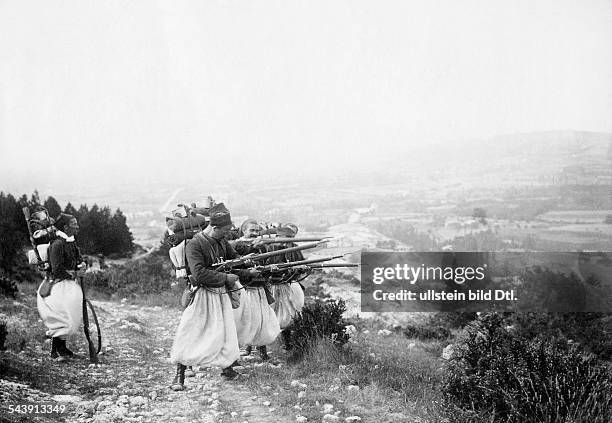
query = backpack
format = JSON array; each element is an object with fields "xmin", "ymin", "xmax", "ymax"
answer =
[{"xmin": 23, "ymin": 207, "xmax": 56, "ymax": 269}]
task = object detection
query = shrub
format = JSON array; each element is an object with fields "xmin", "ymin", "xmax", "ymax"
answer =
[
  {"xmin": 508, "ymin": 312, "xmax": 612, "ymax": 360},
  {"xmin": 403, "ymin": 324, "xmax": 451, "ymax": 341},
  {"xmin": 82, "ymin": 253, "xmax": 173, "ymax": 298},
  {"xmin": 520, "ymin": 267, "xmax": 587, "ymax": 312},
  {"xmin": 430, "ymin": 312, "xmax": 477, "ymax": 329},
  {"xmin": 285, "ymin": 299, "xmax": 350, "ymax": 360},
  {"xmin": 444, "ymin": 313, "xmax": 612, "ymax": 422},
  {"xmin": 0, "ymin": 276, "xmax": 18, "ymax": 298}
]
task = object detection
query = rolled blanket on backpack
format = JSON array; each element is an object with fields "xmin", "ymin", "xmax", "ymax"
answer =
[
  {"xmin": 166, "ymin": 214, "xmax": 208, "ymax": 232},
  {"xmin": 166, "ymin": 230, "xmax": 197, "ymax": 247},
  {"xmin": 190, "ymin": 207, "xmax": 211, "ymax": 216}
]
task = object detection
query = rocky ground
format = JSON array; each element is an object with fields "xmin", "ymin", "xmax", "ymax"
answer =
[
  {"xmin": 2, "ymin": 275, "xmax": 437, "ymax": 423},
  {"xmin": 1, "ymin": 299, "xmax": 303, "ymax": 423}
]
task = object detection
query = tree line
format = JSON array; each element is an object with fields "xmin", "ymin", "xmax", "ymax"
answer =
[{"xmin": 0, "ymin": 191, "xmax": 133, "ymax": 275}]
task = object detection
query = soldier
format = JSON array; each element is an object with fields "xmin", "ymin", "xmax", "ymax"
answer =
[
  {"xmin": 169, "ymin": 204, "xmax": 257, "ymax": 390},
  {"xmin": 36, "ymin": 213, "xmax": 85, "ymax": 361},
  {"xmin": 267, "ymin": 224, "xmax": 306, "ymax": 349},
  {"xmin": 231, "ymin": 219, "xmax": 261, "ymax": 255},
  {"xmin": 233, "ymin": 219, "xmax": 281, "ymax": 360}
]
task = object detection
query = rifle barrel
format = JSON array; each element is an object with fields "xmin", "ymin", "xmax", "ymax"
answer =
[
  {"xmin": 276, "ymin": 254, "xmax": 345, "ymax": 269},
  {"xmin": 258, "ymin": 237, "xmax": 330, "ymax": 244},
  {"xmin": 214, "ymin": 241, "xmax": 326, "ymax": 270},
  {"xmin": 309, "ymin": 263, "xmax": 359, "ymax": 268}
]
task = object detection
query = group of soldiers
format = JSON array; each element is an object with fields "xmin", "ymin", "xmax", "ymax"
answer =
[
  {"xmin": 167, "ymin": 202, "xmax": 308, "ymax": 390},
  {"xmin": 32, "ymin": 201, "xmax": 311, "ymax": 390}
]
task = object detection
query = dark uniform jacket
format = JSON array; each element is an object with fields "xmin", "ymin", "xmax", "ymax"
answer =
[
  {"xmin": 49, "ymin": 238, "xmax": 82, "ymax": 280},
  {"xmin": 186, "ymin": 232, "xmax": 251, "ymax": 288}
]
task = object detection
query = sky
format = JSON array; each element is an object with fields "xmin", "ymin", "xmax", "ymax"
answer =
[{"xmin": 1, "ymin": 0, "xmax": 611, "ymax": 193}]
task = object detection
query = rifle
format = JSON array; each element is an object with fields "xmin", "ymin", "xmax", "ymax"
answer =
[
  {"xmin": 81, "ymin": 274, "xmax": 101, "ymax": 363},
  {"xmin": 74, "ymin": 243, "xmax": 101, "ymax": 363},
  {"xmin": 241, "ymin": 237, "xmax": 332, "ymax": 244},
  {"xmin": 254, "ymin": 254, "xmax": 358, "ymax": 284},
  {"xmin": 213, "ymin": 241, "xmax": 327, "ymax": 271},
  {"xmin": 308, "ymin": 263, "xmax": 359, "ymax": 269},
  {"xmin": 255, "ymin": 254, "xmax": 347, "ymax": 273}
]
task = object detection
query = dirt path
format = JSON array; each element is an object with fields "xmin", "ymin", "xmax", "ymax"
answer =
[{"xmin": 1, "ymin": 299, "xmax": 294, "ymax": 423}]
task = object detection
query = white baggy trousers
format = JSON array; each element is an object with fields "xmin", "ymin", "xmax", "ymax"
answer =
[
  {"xmin": 233, "ymin": 287, "xmax": 281, "ymax": 347},
  {"xmin": 37, "ymin": 279, "xmax": 83, "ymax": 339},
  {"xmin": 271, "ymin": 283, "xmax": 305, "ymax": 329},
  {"xmin": 170, "ymin": 287, "xmax": 240, "ymax": 368}
]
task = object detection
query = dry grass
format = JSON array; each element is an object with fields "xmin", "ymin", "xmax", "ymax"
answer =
[
  {"xmin": 243, "ymin": 322, "xmax": 448, "ymax": 422},
  {"xmin": 0, "ymin": 281, "xmax": 47, "ymax": 352}
]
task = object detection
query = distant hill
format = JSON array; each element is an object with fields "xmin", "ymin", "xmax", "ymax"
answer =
[
  {"xmin": 384, "ymin": 130, "xmax": 612, "ymax": 186},
  {"xmin": 478, "ymin": 130, "xmax": 610, "ymax": 161}
]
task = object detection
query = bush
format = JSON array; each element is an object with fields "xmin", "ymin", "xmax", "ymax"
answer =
[
  {"xmin": 403, "ymin": 324, "xmax": 451, "ymax": 341},
  {"xmin": 508, "ymin": 312, "xmax": 612, "ymax": 360},
  {"xmin": 520, "ymin": 267, "xmax": 587, "ymax": 312},
  {"xmin": 431, "ymin": 312, "xmax": 477, "ymax": 329},
  {"xmin": 284, "ymin": 299, "xmax": 350, "ymax": 360},
  {"xmin": 444, "ymin": 313, "xmax": 612, "ymax": 422},
  {"xmin": 0, "ymin": 276, "xmax": 18, "ymax": 298},
  {"xmin": 82, "ymin": 254, "xmax": 173, "ymax": 298}
]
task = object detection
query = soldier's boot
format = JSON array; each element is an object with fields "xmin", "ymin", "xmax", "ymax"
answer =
[
  {"xmin": 241, "ymin": 345, "xmax": 253, "ymax": 356},
  {"xmin": 257, "ymin": 345, "xmax": 269, "ymax": 361},
  {"xmin": 50, "ymin": 337, "xmax": 61, "ymax": 360},
  {"xmin": 170, "ymin": 364, "xmax": 186, "ymax": 391},
  {"xmin": 185, "ymin": 366, "xmax": 195, "ymax": 378},
  {"xmin": 56, "ymin": 338, "xmax": 74, "ymax": 358}
]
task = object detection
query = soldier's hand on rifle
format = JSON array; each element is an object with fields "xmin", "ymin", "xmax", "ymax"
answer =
[
  {"xmin": 76, "ymin": 262, "xmax": 87, "ymax": 277},
  {"xmin": 250, "ymin": 238, "xmax": 267, "ymax": 250},
  {"xmin": 247, "ymin": 268, "xmax": 261, "ymax": 277},
  {"xmin": 226, "ymin": 273, "xmax": 240, "ymax": 284}
]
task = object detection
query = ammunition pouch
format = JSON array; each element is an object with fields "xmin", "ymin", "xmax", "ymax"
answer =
[
  {"xmin": 180, "ymin": 279, "xmax": 199, "ymax": 309},
  {"xmin": 38, "ymin": 277, "xmax": 56, "ymax": 298}
]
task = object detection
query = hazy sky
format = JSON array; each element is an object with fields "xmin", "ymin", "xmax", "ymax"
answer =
[{"xmin": 1, "ymin": 0, "xmax": 611, "ymax": 193}]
